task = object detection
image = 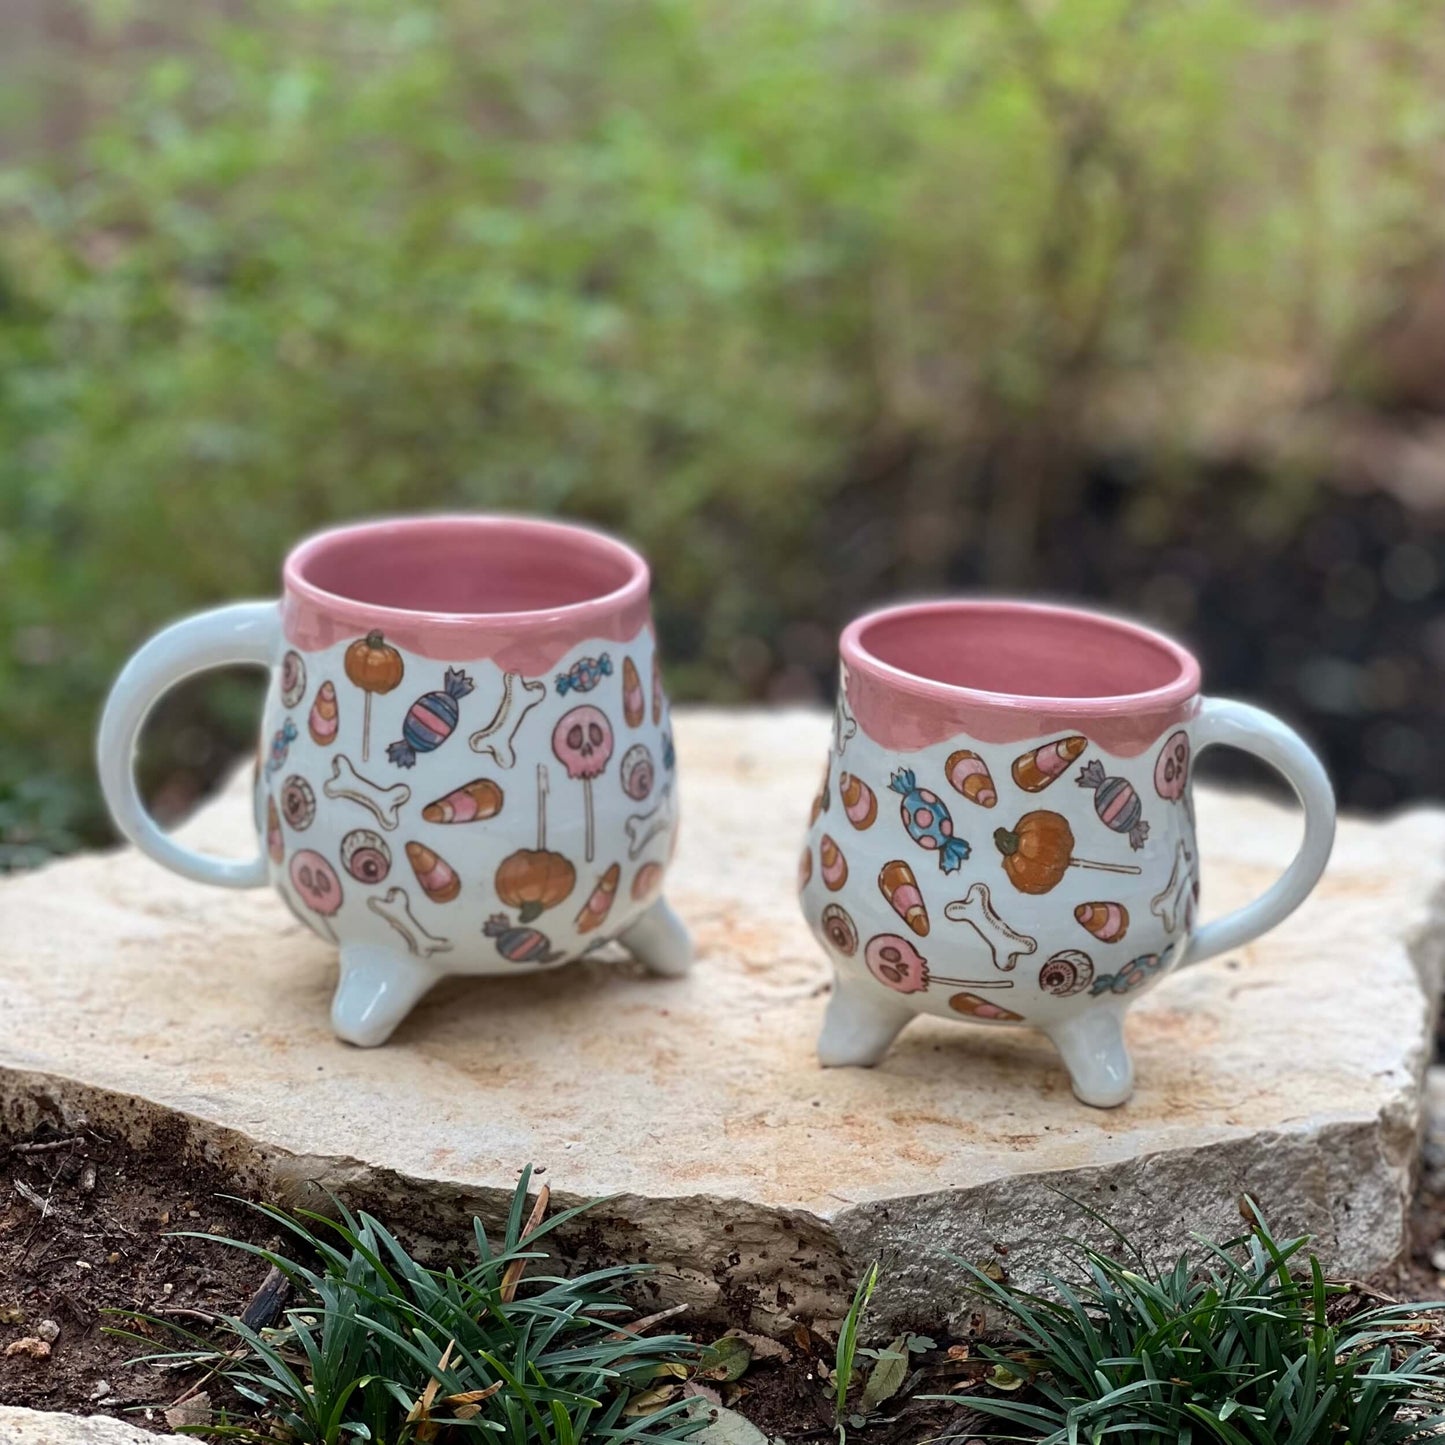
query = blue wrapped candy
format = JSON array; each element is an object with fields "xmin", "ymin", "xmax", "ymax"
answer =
[{"xmin": 889, "ymin": 768, "xmax": 971, "ymax": 873}]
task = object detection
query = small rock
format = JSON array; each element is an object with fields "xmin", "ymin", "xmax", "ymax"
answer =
[
  {"xmin": 90, "ymin": 1379, "xmax": 111, "ymax": 1399},
  {"xmin": 4, "ymin": 1337, "xmax": 51, "ymax": 1359},
  {"xmin": 34, "ymin": 1319, "xmax": 59, "ymax": 1343},
  {"xmin": 164, "ymin": 1392, "xmax": 212, "ymax": 1431}
]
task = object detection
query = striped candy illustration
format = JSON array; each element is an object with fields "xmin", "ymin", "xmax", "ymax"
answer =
[
  {"xmin": 1076, "ymin": 759, "xmax": 1150, "ymax": 850},
  {"xmin": 387, "ymin": 668, "xmax": 474, "ymax": 768}
]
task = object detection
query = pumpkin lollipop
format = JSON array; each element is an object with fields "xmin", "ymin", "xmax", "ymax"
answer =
[
  {"xmin": 993, "ymin": 810, "xmax": 1142, "ymax": 895},
  {"xmin": 552, "ymin": 705, "xmax": 614, "ymax": 863},
  {"xmin": 494, "ymin": 765, "xmax": 577, "ymax": 922},
  {"xmin": 345, "ymin": 631, "xmax": 404, "ymax": 762}
]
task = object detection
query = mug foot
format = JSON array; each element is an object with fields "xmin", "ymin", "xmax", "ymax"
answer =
[
  {"xmin": 1045, "ymin": 1007, "xmax": 1134, "ymax": 1108},
  {"xmin": 817, "ymin": 974, "xmax": 913, "ymax": 1067},
  {"xmin": 332, "ymin": 944, "xmax": 440, "ymax": 1047},
  {"xmin": 621, "ymin": 898, "xmax": 693, "ymax": 978}
]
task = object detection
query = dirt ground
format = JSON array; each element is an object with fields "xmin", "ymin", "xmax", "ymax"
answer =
[{"xmin": 1, "ymin": 1113, "xmax": 1442, "ymax": 1440}]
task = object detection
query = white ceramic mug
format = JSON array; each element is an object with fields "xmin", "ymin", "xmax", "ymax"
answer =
[
  {"xmin": 98, "ymin": 515, "xmax": 689, "ymax": 1046},
  {"xmin": 798, "ymin": 599, "xmax": 1335, "ymax": 1107}
]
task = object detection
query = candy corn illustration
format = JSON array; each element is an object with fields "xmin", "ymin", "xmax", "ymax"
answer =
[
  {"xmin": 405, "ymin": 841, "xmax": 461, "ymax": 903},
  {"xmin": 575, "ymin": 863, "xmax": 620, "ymax": 933},
  {"xmin": 266, "ymin": 797, "xmax": 284, "ymax": 863},
  {"xmin": 1076, "ymin": 759, "xmax": 1150, "ymax": 850},
  {"xmin": 878, "ymin": 860, "xmax": 929, "ymax": 936},
  {"xmin": 422, "ymin": 778, "xmax": 504, "ymax": 824},
  {"xmin": 948, "ymin": 992, "xmax": 1023, "ymax": 1021},
  {"xmin": 308, "ymin": 681, "xmax": 339, "ymax": 746},
  {"xmin": 1011, "ymin": 735, "xmax": 1086, "ymax": 792},
  {"xmin": 819, "ymin": 834, "xmax": 848, "ymax": 891},
  {"xmin": 622, "ymin": 656, "xmax": 645, "ymax": 727},
  {"xmin": 1074, "ymin": 901, "xmax": 1129, "ymax": 943},
  {"xmin": 945, "ymin": 750, "xmax": 997, "ymax": 807},
  {"xmin": 839, "ymin": 772, "xmax": 877, "ymax": 830},
  {"xmin": 632, "ymin": 860, "xmax": 664, "ymax": 902}
]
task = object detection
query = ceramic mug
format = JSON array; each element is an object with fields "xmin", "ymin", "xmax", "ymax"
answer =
[
  {"xmin": 798, "ymin": 599, "xmax": 1335, "ymax": 1107},
  {"xmin": 98, "ymin": 515, "xmax": 690, "ymax": 1046}
]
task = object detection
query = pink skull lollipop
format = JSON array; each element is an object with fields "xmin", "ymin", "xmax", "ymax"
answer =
[
  {"xmin": 289, "ymin": 849, "xmax": 344, "ymax": 940},
  {"xmin": 864, "ymin": 932, "xmax": 1017, "ymax": 999},
  {"xmin": 1153, "ymin": 729, "xmax": 1193, "ymax": 828},
  {"xmin": 552, "ymin": 705, "xmax": 614, "ymax": 862}
]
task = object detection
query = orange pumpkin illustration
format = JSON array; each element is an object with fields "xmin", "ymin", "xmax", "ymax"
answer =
[
  {"xmin": 345, "ymin": 631, "xmax": 405, "ymax": 761},
  {"xmin": 496, "ymin": 764, "xmax": 577, "ymax": 921},
  {"xmin": 994, "ymin": 810, "xmax": 1140, "ymax": 895}
]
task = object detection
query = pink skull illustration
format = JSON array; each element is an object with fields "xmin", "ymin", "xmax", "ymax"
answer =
[{"xmin": 553, "ymin": 706, "xmax": 614, "ymax": 861}]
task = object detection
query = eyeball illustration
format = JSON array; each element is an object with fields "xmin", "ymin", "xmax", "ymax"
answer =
[
  {"xmin": 1154, "ymin": 730, "xmax": 1191, "ymax": 802},
  {"xmin": 821, "ymin": 903, "xmax": 859, "ymax": 956},
  {"xmin": 341, "ymin": 828, "xmax": 392, "ymax": 885},
  {"xmin": 280, "ymin": 775, "xmax": 316, "ymax": 831},
  {"xmin": 1039, "ymin": 949, "xmax": 1095, "ymax": 997},
  {"xmin": 280, "ymin": 650, "xmax": 307, "ymax": 709},
  {"xmin": 620, "ymin": 742, "xmax": 655, "ymax": 801}
]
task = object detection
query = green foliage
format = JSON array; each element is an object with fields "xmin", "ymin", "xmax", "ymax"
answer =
[
  {"xmin": 4, "ymin": 0, "xmax": 1445, "ymax": 856},
  {"xmin": 945, "ymin": 1207, "xmax": 1445, "ymax": 1444},
  {"xmin": 121, "ymin": 1168, "xmax": 702, "ymax": 1445},
  {"xmin": 832, "ymin": 1260, "xmax": 877, "ymax": 1434}
]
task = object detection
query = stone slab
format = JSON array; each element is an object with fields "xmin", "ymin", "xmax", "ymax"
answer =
[
  {"xmin": 1, "ymin": 709, "xmax": 1442, "ymax": 1332},
  {"xmin": 0, "ymin": 1408, "xmax": 179, "ymax": 1443}
]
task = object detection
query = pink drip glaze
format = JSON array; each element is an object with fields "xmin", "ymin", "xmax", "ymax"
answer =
[
  {"xmin": 282, "ymin": 515, "xmax": 654, "ymax": 671},
  {"xmin": 841, "ymin": 600, "xmax": 1201, "ymax": 756}
]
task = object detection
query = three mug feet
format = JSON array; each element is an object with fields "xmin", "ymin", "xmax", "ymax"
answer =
[
  {"xmin": 1044, "ymin": 1007, "xmax": 1134, "ymax": 1109},
  {"xmin": 330, "ymin": 897, "xmax": 695, "ymax": 1048}
]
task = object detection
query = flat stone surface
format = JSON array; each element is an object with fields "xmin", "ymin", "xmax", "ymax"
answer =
[
  {"xmin": 0, "ymin": 1408, "xmax": 179, "ymax": 1443},
  {"xmin": 1, "ymin": 709, "xmax": 1442, "ymax": 1331}
]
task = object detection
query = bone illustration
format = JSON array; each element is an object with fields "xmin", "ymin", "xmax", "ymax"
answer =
[
  {"xmin": 469, "ymin": 672, "xmax": 547, "ymax": 768},
  {"xmin": 625, "ymin": 782, "xmax": 674, "ymax": 860},
  {"xmin": 1150, "ymin": 839, "xmax": 1198, "ymax": 934},
  {"xmin": 323, "ymin": 753, "xmax": 411, "ymax": 831},
  {"xmin": 367, "ymin": 886, "xmax": 453, "ymax": 959},
  {"xmin": 832, "ymin": 686, "xmax": 858, "ymax": 756},
  {"xmin": 942, "ymin": 882, "xmax": 1038, "ymax": 972}
]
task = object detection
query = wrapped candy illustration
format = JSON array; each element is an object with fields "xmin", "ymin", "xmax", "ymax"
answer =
[
  {"xmin": 552, "ymin": 705, "xmax": 614, "ymax": 862},
  {"xmin": 948, "ymin": 993, "xmax": 1023, "ymax": 1022},
  {"xmin": 819, "ymin": 834, "xmax": 848, "ymax": 891},
  {"xmin": 265, "ymin": 719, "xmax": 298, "ymax": 779},
  {"xmin": 1011, "ymin": 735, "xmax": 1086, "ymax": 793},
  {"xmin": 1090, "ymin": 947, "xmax": 1173, "ymax": 997},
  {"xmin": 631, "ymin": 860, "xmax": 664, "ymax": 903},
  {"xmin": 341, "ymin": 828, "xmax": 392, "ymax": 885},
  {"xmin": 308, "ymin": 681, "xmax": 340, "ymax": 746},
  {"xmin": 839, "ymin": 772, "xmax": 877, "ymax": 830},
  {"xmin": 620, "ymin": 743, "xmax": 655, "ymax": 802},
  {"xmin": 280, "ymin": 774, "xmax": 316, "ymax": 831},
  {"xmin": 290, "ymin": 849, "xmax": 343, "ymax": 940},
  {"xmin": 1039, "ymin": 949, "xmax": 1095, "ymax": 997},
  {"xmin": 388, "ymin": 668, "xmax": 475, "ymax": 769},
  {"xmin": 556, "ymin": 654, "xmax": 612, "ymax": 695},
  {"xmin": 1076, "ymin": 760, "xmax": 1149, "ymax": 850},
  {"xmin": 484, "ymin": 914, "xmax": 563, "ymax": 965},
  {"xmin": 280, "ymin": 650, "xmax": 307, "ymax": 709},
  {"xmin": 889, "ymin": 769, "xmax": 970, "ymax": 873},
  {"xmin": 1154, "ymin": 730, "xmax": 1191, "ymax": 802},
  {"xmin": 344, "ymin": 631, "xmax": 404, "ymax": 762},
  {"xmin": 266, "ymin": 797, "xmax": 284, "ymax": 864},
  {"xmin": 993, "ymin": 810, "xmax": 1141, "ymax": 895},
  {"xmin": 865, "ymin": 933, "xmax": 1015, "ymax": 998},
  {"xmin": 821, "ymin": 903, "xmax": 858, "ymax": 955},
  {"xmin": 405, "ymin": 841, "xmax": 461, "ymax": 903},
  {"xmin": 878, "ymin": 860, "xmax": 929, "ymax": 936},
  {"xmin": 1074, "ymin": 901, "xmax": 1129, "ymax": 943},
  {"xmin": 574, "ymin": 863, "xmax": 621, "ymax": 933},
  {"xmin": 945, "ymin": 750, "xmax": 997, "ymax": 808},
  {"xmin": 422, "ymin": 778, "xmax": 504, "ymax": 825},
  {"xmin": 495, "ymin": 765, "xmax": 576, "ymax": 921},
  {"xmin": 622, "ymin": 656, "xmax": 645, "ymax": 727}
]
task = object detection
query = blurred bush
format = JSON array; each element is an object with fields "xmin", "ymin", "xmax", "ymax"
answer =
[{"xmin": 2, "ymin": 0, "xmax": 1444, "ymax": 862}]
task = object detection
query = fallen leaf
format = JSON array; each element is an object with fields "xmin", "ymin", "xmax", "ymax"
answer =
[
  {"xmin": 164, "ymin": 1392, "xmax": 212, "ymax": 1430},
  {"xmin": 724, "ymin": 1329, "xmax": 791, "ymax": 1363},
  {"xmin": 946, "ymin": 1343, "xmax": 971, "ymax": 1362},
  {"xmin": 987, "ymin": 1362, "xmax": 1027, "ymax": 1392},
  {"xmin": 500, "ymin": 1187, "xmax": 550, "ymax": 1303},
  {"xmin": 624, "ymin": 1384, "xmax": 681, "ymax": 1417},
  {"xmin": 860, "ymin": 1335, "xmax": 909, "ymax": 1413},
  {"xmin": 688, "ymin": 1401, "xmax": 770, "ymax": 1445},
  {"xmin": 701, "ymin": 1335, "xmax": 753, "ymax": 1383},
  {"xmin": 904, "ymin": 1333, "xmax": 936, "ymax": 1353},
  {"xmin": 683, "ymin": 1380, "xmax": 723, "ymax": 1408}
]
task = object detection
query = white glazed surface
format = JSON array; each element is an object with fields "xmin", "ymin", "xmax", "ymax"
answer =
[
  {"xmin": 255, "ymin": 628, "xmax": 677, "ymax": 974},
  {"xmin": 800, "ymin": 710, "xmax": 1199, "ymax": 1030}
]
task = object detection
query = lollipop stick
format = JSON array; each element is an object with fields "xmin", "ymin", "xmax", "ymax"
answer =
[
  {"xmin": 537, "ymin": 764, "xmax": 549, "ymax": 849},
  {"xmin": 319, "ymin": 915, "xmax": 337, "ymax": 942},
  {"xmin": 1070, "ymin": 858, "xmax": 1142, "ymax": 876},
  {"xmin": 362, "ymin": 693, "xmax": 372, "ymax": 762},
  {"xmin": 584, "ymin": 778, "xmax": 595, "ymax": 862},
  {"xmin": 932, "ymin": 976, "xmax": 1015, "ymax": 990}
]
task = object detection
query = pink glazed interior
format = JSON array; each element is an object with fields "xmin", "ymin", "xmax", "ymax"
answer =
[
  {"xmin": 841, "ymin": 600, "xmax": 1201, "ymax": 755},
  {"xmin": 281, "ymin": 516, "xmax": 653, "ymax": 670}
]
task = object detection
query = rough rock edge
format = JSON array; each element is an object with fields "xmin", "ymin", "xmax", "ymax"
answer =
[{"xmin": 0, "ymin": 1406, "xmax": 181, "ymax": 1442}]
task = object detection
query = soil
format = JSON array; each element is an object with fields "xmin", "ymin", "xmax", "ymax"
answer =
[{"xmin": 1, "ymin": 1114, "xmax": 1442, "ymax": 1441}]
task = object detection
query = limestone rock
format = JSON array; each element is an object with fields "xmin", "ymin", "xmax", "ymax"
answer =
[
  {"xmin": 0, "ymin": 1409, "xmax": 180, "ymax": 1443},
  {"xmin": 0, "ymin": 708, "xmax": 1441, "ymax": 1332}
]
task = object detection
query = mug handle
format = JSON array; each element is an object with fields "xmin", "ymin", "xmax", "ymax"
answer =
[
  {"xmin": 1180, "ymin": 697, "xmax": 1336, "ymax": 968},
  {"xmin": 96, "ymin": 601, "xmax": 281, "ymax": 889}
]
